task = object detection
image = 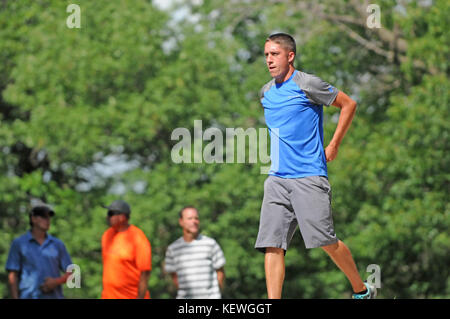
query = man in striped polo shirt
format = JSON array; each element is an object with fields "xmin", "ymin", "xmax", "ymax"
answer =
[{"xmin": 164, "ymin": 206, "xmax": 226, "ymax": 299}]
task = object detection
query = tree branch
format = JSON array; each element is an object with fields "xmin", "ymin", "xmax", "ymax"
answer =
[
  {"xmin": 349, "ymin": 0, "xmax": 408, "ymax": 52},
  {"xmin": 336, "ymin": 22, "xmax": 395, "ymax": 61}
]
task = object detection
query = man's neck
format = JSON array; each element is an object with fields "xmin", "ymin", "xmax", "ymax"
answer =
[
  {"xmin": 31, "ymin": 228, "xmax": 47, "ymax": 245},
  {"xmin": 114, "ymin": 223, "xmax": 130, "ymax": 232},
  {"xmin": 183, "ymin": 232, "xmax": 199, "ymax": 243},
  {"xmin": 275, "ymin": 65, "xmax": 295, "ymax": 83}
]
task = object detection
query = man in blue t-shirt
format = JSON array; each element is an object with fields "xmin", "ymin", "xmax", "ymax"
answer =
[
  {"xmin": 254, "ymin": 33, "xmax": 376, "ymax": 299},
  {"xmin": 5, "ymin": 202, "xmax": 73, "ymax": 299}
]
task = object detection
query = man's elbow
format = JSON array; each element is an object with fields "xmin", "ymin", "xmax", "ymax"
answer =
[
  {"xmin": 141, "ymin": 270, "xmax": 151, "ymax": 279},
  {"xmin": 7, "ymin": 271, "xmax": 18, "ymax": 284}
]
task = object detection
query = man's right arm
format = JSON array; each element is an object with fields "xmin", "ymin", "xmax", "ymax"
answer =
[
  {"xmin": 8, "ymin": 271, "xmax": 19, "ymax": 299},
  {"xmin": 6, "ymin": 239, "xmax": 21, "ymax": 299},
  {"xmin": 170, "ymin": 272, "xmax": 179, "ymax": 290},
  {"xmin": 164, "ymin": 246, "xmax": 178, "ymax": 289}
]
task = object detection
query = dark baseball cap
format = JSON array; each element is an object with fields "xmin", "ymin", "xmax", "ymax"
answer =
[
  {"xmin": 102, "ymin": 200, "xmax": 131, "ymax": 215},
  {"xmin": 30, "ymin": 202, "xmax": 55, "ymax": 216}
]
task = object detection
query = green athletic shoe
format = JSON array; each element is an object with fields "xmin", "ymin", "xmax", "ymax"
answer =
[{"xmin": 352, "ymin": 282, "xmax": 377, "ymax": 299}]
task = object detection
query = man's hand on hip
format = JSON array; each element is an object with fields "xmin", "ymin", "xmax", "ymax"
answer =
[{"xmin": 325, "ymin": 144, "xmax": 339, "ymax": 162}]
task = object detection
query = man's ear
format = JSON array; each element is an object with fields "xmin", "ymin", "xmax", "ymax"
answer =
[{"xmin": 288, "ymin": 51, "xmax": 295, "ymax": 64}]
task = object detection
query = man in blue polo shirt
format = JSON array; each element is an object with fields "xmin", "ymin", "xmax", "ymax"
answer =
[
  {"xmin": 255, "ymin": 33, "xmax": 376, "ymax": 299},
  {"xmin": 5, "ymin": 201, "xmax": 73, "ymax": 299}
]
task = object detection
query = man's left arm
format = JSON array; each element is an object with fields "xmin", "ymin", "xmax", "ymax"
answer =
[
  {"xmin": 40, "ymin": 241, "xmax": 74, "ymax": 293},
  {"xmin": 211, "ymin": 240, "xmax": 226, "ymax": 292},
  {"xmin": 136, "ymin": 233, "xmax": 152, "ymax": 299},
  {"xmin": 216, "ymin": 267, "xmax": 225, "ymax": 291},
  {"xmin": 137, "ymin": 270, "xmax": 151, "ymax": 299},
  {"xmin": 325, "ymin": 90, "xmax": 357, "ymax": 162},
  {"xmin": 40, "ymin": 271, "xmax": 72, "ymax": 293}
]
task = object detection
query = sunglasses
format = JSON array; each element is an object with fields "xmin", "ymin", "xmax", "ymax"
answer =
[
  {"xmin": 32, "ymin": 207, "xmax": 54, "ymax": 218},
  {"xmin": 107, "ymin": 210, "xmax": 123, "ymax": 217},
  {"xmin": 36, "ymin": 214, "xmax": 52, "ymax": 220}
]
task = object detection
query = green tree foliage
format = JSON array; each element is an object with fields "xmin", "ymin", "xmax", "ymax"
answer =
[{"xmin": 0, "ymin": 0, "xmax": 448, "ymax": 299}]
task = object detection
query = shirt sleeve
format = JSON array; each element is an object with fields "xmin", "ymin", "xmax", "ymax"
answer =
[
  {"xmin": 164, "ymin": 246, "xmax": 176, "ymax": 274},
  {"xmin": 135, "ymin": 231, "xmax": 152, "ymax": 272},
  {"xmin": 303, "ymin": 74, "xmax": 339, "ymax": 106},
  {"xmin": 259, "ymin": 79, "xmax": 275, "ymax": 101},
  {"xmin": 5, "ymin": 239, "xmax": 21, "ymax": 272},
  {"xmin": 211, "ymin": 240, "xmax": 226, "ymax": 270}
]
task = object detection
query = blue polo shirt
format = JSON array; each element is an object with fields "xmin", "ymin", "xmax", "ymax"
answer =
[
  {"xmin": 5, "ymin": 231, "xmax": 72, "ymax": 299},
  {"xmin": 259, "ymin": 70, "xmax": 339, "ymax": 178}
]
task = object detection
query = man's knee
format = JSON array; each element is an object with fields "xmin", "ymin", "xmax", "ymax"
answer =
[
  {"xmin": 265, "ymin": 247, "xmax": 285, "ymax": 255},
  {"xmin": 321, "ymin": 241, "xmax": 340, "ymax": 254}
]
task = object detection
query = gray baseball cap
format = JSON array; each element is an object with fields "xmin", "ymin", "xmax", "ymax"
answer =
[
  {"xmin": 102, "ymin": 200, "xmax": 131, "ymax": 215},
  {"xmin": 30, "ymin": 200, "xmax": 55, "ymax": 216}
]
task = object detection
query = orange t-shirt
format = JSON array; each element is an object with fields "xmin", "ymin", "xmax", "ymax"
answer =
[{"xmin": 101, "ymin": 225, "xmax": 152, "ymax": 299}]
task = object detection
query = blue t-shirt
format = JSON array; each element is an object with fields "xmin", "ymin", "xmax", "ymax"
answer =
[
  {"xmin": 5, "ymin": 231, "xmax": 73, "ymax": 299},
  {"xmin": 260, "ymin": 70, "xmax": 339, "ymax": 178}
]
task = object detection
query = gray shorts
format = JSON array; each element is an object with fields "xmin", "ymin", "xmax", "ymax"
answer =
[{"xmin": 255, "ymin": 175, "xmax": 338, "ymax": 251}]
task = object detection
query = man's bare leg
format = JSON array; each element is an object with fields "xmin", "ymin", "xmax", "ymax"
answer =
[
  {"xmin": 321, "ymin": 240, "xmax": 366, "ymax": 293},
  {"xmin": 265, "ymin": 247, "xmax": 285, "ymax": 299}
]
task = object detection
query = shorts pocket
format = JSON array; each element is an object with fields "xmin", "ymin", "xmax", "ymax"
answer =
[
  {"xmin": 310, "ymin": 176, "xmax": 331, "ymax": 194},
  {"xmin": 318, "ymin": 176, "xmax": 331, "ymax": 194},
  {"xmin": 318, "ymin": 176, "xmax": 332, "ymax": 205}
]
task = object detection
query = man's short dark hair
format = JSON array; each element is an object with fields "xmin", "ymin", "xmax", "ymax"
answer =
[
  {"xmin": 266, "ymin": 33, "xmax": 297, "ymax": 56},
  {"xmin": 179, "ymin": 206, "xmax": 198, "ymax": 219}
]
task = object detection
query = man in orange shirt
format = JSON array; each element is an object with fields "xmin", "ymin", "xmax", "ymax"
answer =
[{"xmin": 101, "ymin": 200, "xmax": 152, "ymax": 299}]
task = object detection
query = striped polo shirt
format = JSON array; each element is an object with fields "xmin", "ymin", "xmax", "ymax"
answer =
[{"xmin": 164, "ymin": 234, "xmax": 226, "ymax": 299}]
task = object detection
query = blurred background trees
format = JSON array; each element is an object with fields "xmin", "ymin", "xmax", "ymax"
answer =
[{"xmin": 0, "ymin": 0, "xmax": 448, "ymax": 298}]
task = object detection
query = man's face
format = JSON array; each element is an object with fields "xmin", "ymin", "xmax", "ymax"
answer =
[
  {"xmin": 31, "ymin": 212, "xmax": 52, "ymax": 232},
  {"xmin": 179, "ymin": 208, "xmax": 200, "ymax": 236},
  {"xmin": 264, "ymin": 40, "xmax": 295, "ymax": 81},
  {"xmin": 107, "ymin": 211, "xmax": 128, "ymax": 230}
]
